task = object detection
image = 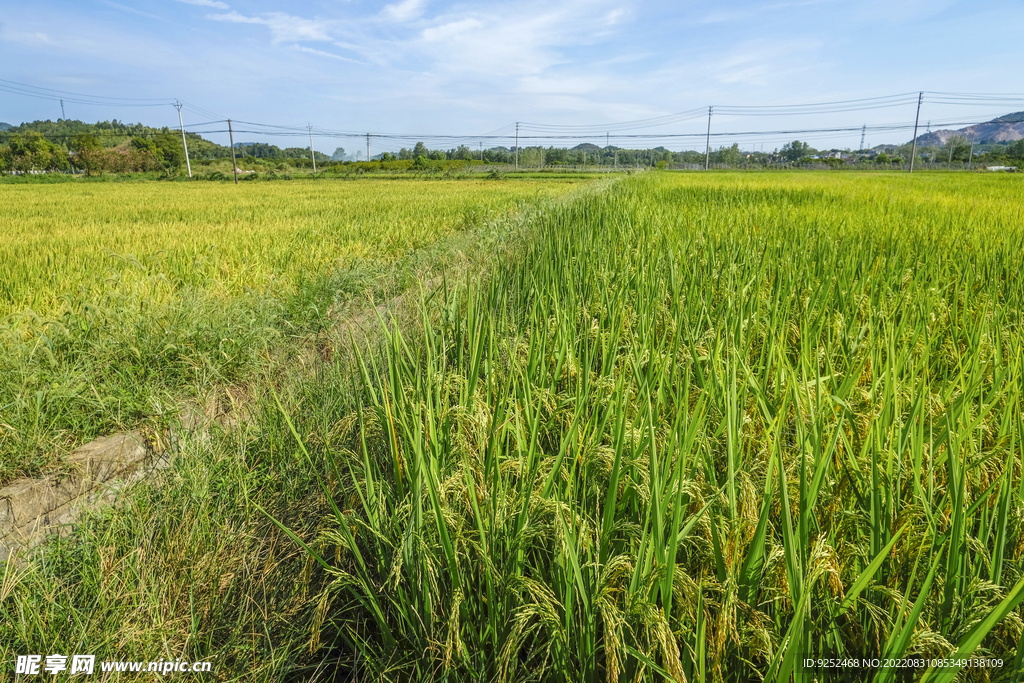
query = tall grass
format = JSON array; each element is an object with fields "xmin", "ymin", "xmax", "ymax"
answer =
[{"xmin": 281, "ymin": 172, "xmax": 1024, "ymax": 680}]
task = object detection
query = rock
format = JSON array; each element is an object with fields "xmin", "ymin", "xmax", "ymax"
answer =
[{"xmin": 0, "ymin": 434, "xmax": 148, "ymax": 563}]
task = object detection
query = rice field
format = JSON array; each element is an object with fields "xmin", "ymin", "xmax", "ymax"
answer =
[
  {"xmin": 284, "ymin": 172, "xmax": 1024, "ymax": 680},
  {"xmin": 0, "ymin": 179, "xmax": 579, "ymax": 319},
  {"xmin": 0, "ymin": 178, "xmax": 582, "ymax": 483},
  {"xmin": 3, "ymin": 171, "xmax": 1024, "ymax": 682}
]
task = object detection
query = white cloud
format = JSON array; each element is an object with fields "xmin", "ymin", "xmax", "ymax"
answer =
[
  {"xmin": 421, "ymin": 18, "xmax": 482, "ymax": 42},
  {"xmin": 294, "ymin": 45, "xmax": 369, "ymax": 65},
  {"xmin": 99, "ymin": 1, "xmax": 166, "ymax": 21},
  {"xmin": 695, "ymin": 0, "xmax": 833, "ymax": 25},
  {"xmin": 710, "ymin": 40, "xmax": 821, "ymax": 87},
  {"xmin": 518, "ymin": 74, "xmax": 604, "ymax": 95},
  {"xmin": 604, "ymin": 9, "xmax": 626, "ymax": 24},
  {"xmin": 196, "ymin": 0, "xmax": 636, "ymax": 87},
  {"xmin": 383, "ymin": 0, "xmax": 425, "ymax": 22},
  {"xmin": 206, "ymin": 11, "xmax": 261, "ymax": 25},
  {"xmin": 403, "ymin": 0, "xmax": 635, "ymax": 80},
  {"xmin": 850, "ymin": 0, "xmax": 959, "ymax": 24},
  {"xmin": 206, "ymin": 11, "xmax": 331, "ymax": 43},
  {"xmin": 174, "ymin": 0, "xmax": 230, "ymax": 10},
  {"xmin": 1, "ymin": 30, "xmax": 53, "ymax": 46}
]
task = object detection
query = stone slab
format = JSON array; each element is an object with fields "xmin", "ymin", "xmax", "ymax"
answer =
[{"xmin": 0, "ymin": 433, "xmax": 148, "ymax": 563}]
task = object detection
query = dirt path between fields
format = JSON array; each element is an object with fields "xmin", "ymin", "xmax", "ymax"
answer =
[{"xmin": 0, "ymin": 274, "xmax": 434, "ymax": 563}]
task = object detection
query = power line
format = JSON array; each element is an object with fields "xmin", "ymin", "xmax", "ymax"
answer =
[
  {"xmin": 0, "ymin": 79, "xmax": 174, "ymax": 107},
  {"xmin": 6, "ymin": 80, "xmax": 1024, "ymax": 157}
]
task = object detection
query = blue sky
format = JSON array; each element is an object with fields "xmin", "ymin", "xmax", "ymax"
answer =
[{"xmin": 2, "ymin": 0, "xmax": 1022, "ymax": 153}]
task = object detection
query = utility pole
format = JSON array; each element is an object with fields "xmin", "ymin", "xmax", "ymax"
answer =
[
  {"xmin": 308, "ymin": 124, "xmax": 317, "ymax": 173},
  {"xmin": 175, "ymin": 100, "xmax": 192, "ymax": 178},
  {"xmin": 859, "ymin": 124, "xmax": 866, "ymax": 152},
  {"xmin": 909, "ymin": 92, "xmax": 923, "ymax": 174},
  {"xmin": 366, "ymin": 133, "xmax": 370, "ymax": 162},
  {"xmin": 704, "ymin": 106, "xmax": 713, "ymax": 171},
  {"xmin": 515, "ymin": 122, "xmax": 519, "ymax": 170},
  {"xmin": 480, "ymin": 141, "xmax": 483, "ymax": 162},
  {"xmin": 968, "ymin": 143, "xmax": 974, "ymax": 166},
  {"xmin": 60, "ymin": 99, "xmax": 66, "ymax": 120},
  {"xmin": 228, "ymin": 119, "xmax": 238, "ymax": 184}
]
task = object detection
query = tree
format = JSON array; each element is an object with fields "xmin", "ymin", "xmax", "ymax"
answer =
[
  {"xmin": 454, "ymin": 144, "xmax": 473, "ymax": 161},
  {"xmin": 45, "ymin": 148, "xmax": 71, "ymax": 173},
  {"xmin": 70, "ymin": 133, "xmax": 100, "ymax": 154},
  {"xmin": 7, "ymin": 131, "xmax": 56, "ymax": 172},
  {"xmin": 130, "ymin": 136, "xmax": 157, "ymax": 154},
  {"xmin": 781, "ymin": 140, "xmax": 815, "ymax": 162},
  {"xmin": 71, "ymin": 133, "xmax": 102, "ymax": 175},
  {"xmin": 412, "ymin": 141, "xmax": 428, "ymax": 157},
  {"xmin": 331, "ymin": 147, "xmax": 347, "ymax": 162},
  {"xmin": 0, "ymin": 145, "xmax": 13, "ymax": 174},
  {"xmin": 152, "ymin": 132, "xmax": 185, "ymax": 175},
  {"xmin": 10, "ymin": 131, "xmax": 53, "ymax": 158},
  {"xmin": 715, "ymin": 143, "xmax": 742, "ymax": 166},
  {"xmin": 945, "ymin": 135, "xmax": 971, "ymax": 163}
]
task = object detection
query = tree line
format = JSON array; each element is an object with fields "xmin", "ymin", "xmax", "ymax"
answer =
[
  {"xmin": 4, "ymin": 118, "xmax": 1022, "ymax": 176},
  {"xmin": 0, "ymin": 119, "xmax": 329, "ymax": 176}
]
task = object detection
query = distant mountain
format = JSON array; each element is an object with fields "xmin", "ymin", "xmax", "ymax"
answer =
[
  {"xmin": 914, "ymin": 112, "xmax": 1024, "ymax": 146},
  {"xmin": 0, "ymin": 122, "xmax": 12, "ymax": 131},
  {"xmin": 992, "ymin": 112, "xmax": 1024, "ymax": 124}
]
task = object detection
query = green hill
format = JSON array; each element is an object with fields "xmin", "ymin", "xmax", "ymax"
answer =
[
  {"xmin": 0, "ymin": 119, "xmax": 231, "ymax": 158},
  {"xmin": 0, "ymin": 119, "xmax": 326, "ymax": 161}
]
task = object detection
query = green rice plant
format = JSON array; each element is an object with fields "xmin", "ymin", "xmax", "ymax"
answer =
[{"xmin": 273, "ymin": 172, "xmax": 1024, "ymax": 681}]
